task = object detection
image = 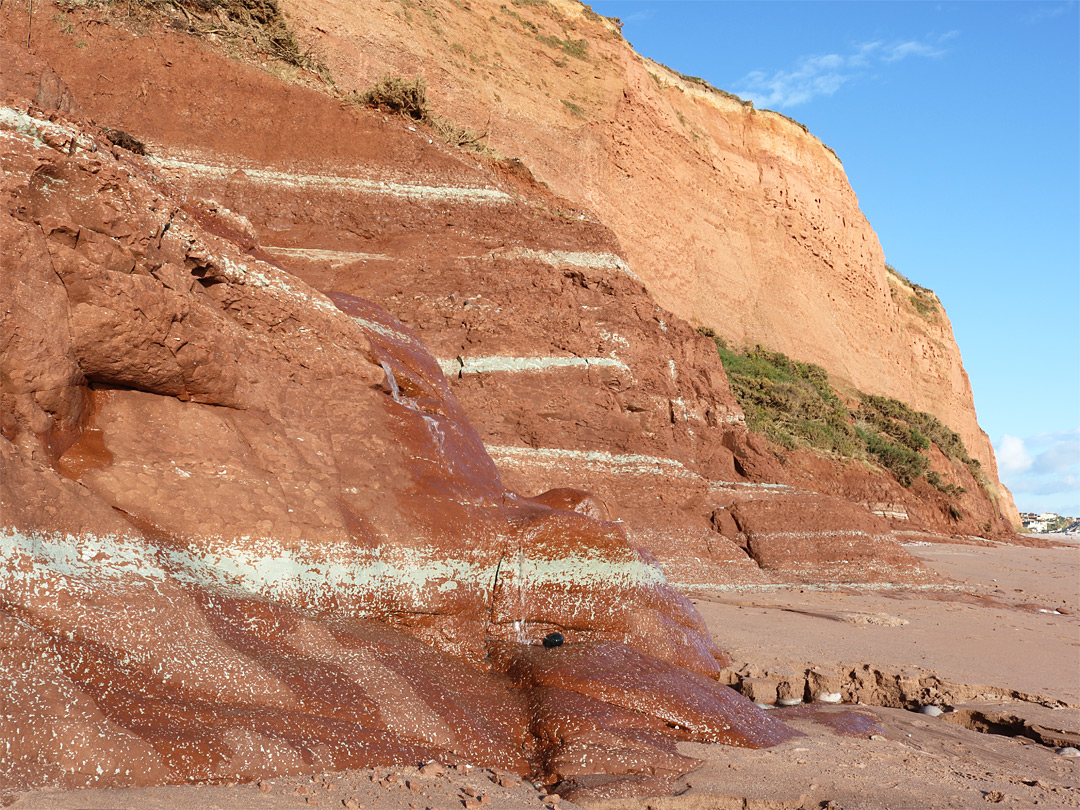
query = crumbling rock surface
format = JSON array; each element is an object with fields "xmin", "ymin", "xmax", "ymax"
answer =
[{"xmin": 0, "ymin": 58, "xmax": 802, "ymax": 797}]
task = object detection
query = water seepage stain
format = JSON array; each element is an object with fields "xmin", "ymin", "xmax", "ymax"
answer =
[
  {"xmin": 55, "ymin": 389, "xmax": 114, "ymax": 481},
  {"xmin": 492, "ymin": 640, "xmax": 803, "ymax": 749}
]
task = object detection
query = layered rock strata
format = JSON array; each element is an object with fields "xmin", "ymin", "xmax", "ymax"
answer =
[
  {"xmin": 0, "ymin": 5, "xmax": 1023, "ymax": 800},
  {"xmin": 0, "ymin": 73, "xmax": 804, "ymax": 797},
  {"xmin": 277, "ymin": 0, "xmax": 1017, "ymax": 525}
]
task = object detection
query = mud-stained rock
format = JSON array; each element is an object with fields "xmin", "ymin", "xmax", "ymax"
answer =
[
  {"xmin": 525, "ymin": 686, "xmax": 700, "ymax": 785},
  {"xmin": 492, "ymin": 641, "xmax": 801, "ymax": 748}
]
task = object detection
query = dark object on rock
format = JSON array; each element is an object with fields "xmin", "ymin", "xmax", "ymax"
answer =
[
  {"xmin": 543, "ymin": 632, "xmax": 564, "ymax": 648},
  {"xmin": 101, "ymin": 126, "xmax": 147, "ymax": 155}
]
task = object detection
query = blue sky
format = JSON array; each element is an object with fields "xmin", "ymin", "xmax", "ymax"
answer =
[{"xmin": 591, "ymin": 0, "xmax": 1079, "ymax": 516}]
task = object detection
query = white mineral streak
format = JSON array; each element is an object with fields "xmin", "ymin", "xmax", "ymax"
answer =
[
  {"xmin": 438, "ymin": 355, "xmax": 629, "ymax": 377},
  {"xmin": 488, "ymin": 445, "xmax": 793, "ymax": 490},
  {"xmin": 0, "ymin": 106, "xmax": 97, "ymax": 152},
  {"xmin": 709, "ymin": 479, "xmax": 794, "ymax": 492},
  {"xmin": 485, "ymin": 247, "xmax": 640, "ymax": 281},
  {"xmin": 486, "ymin": 445, "xmax": 698, "ymax": 479},
  {"xmin": 350, "ymin": 316, "xmax": 415, "ymax": 345},
  {"xmin": 748, "ymin": 530, "xmax": 894, "ymax": 542},
  {"xmin": 263, "ymin": 246, "xmax": 394, "ymax": 264},
  {"xmin": 870, "ymin": 506, "xmax": 910, "ymax": 521},
  {"xmin": 0, "ymin": 527, "xmax": 663, "ymax": 608},
  {"xmin": 149, "ymin": 156, "xmax": 512, "ymax": 203},
  {"xmin": 215, "ymin": 253, "xmax": 340, "ymax": 315}
]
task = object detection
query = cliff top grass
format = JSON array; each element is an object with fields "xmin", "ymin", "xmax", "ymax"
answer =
[
  {"xmin": 886, "ymin": 263, "xmax": 939, "ymax": 320},
  {"xmin": 703, "ymin": 331, "xmax": 981, "ymax": 495},
  {"xmin": 53, "ymin": 0, "xmax": 328, "ymax": 80}
]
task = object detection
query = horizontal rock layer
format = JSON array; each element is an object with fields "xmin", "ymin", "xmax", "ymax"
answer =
[{"xmin": 279, "ymin": 0, "xmax": 1016, "ymax": 526}]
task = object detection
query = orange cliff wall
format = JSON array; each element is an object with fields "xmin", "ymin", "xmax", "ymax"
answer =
[{"xmin": 281, "ymin": 0, "xmax": 1018, "ymax": 525}]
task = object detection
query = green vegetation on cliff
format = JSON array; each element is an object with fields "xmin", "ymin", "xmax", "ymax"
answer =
[{"xmin": 703, "ymin": 332, "xmax": 981, "ymax": 494}]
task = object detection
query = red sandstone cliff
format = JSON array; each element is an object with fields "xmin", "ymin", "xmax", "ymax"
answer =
[
  {"xmin": 0, "ymin": 39, "xmax": 807, "ymax": 796},
  {"xmin": 279, "ymin": 0, "xmax": 1017, "ymax": 526},
  {"xmin": 0, "ymin": 0, "xmax": 1031, "ymax": 799}
]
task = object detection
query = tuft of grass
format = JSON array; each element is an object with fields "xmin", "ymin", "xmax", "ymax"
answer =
[
  {"xmin": 927, "ymin": 471, "xmax": 966, "ymax": 498},
  {"xmin": 886, "ymin": 263, "xmax": 938, "ymax": 319},
  {"xmin": 349, "ymin": 75, "xmax": 489, "ymax": 151},
  {"xmin": 57, "ymin": 0, "xmax": 328, "ymax": 78},
  {"xmin": 499, "ymin": 4, "xmax": 538, "ymax": 32},
  {"xmin": 185, "ymin": 0, "xmax": 325, "ymax": 74},
  {"xmin": 909, "ymin": 291, "xmax": 938, "ymax": 318},
  {"xmin": 353, "ymin": 75, "xmax": 429, "ymax": 119},
  {"xmin": 885, "ymin": 262, "xmax": 913, "ymax": 286},
  {"xmin": 536, "ymin": 33, "xmax": 588, "ymax": 59},
  {"xmin": 561, "ymin": 99, "xmax": 585, "ymax": 119}
]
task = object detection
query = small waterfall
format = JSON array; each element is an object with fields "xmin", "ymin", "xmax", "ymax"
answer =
[
  {"xmin": 516, "ymin": 545, "xmax": 527, "ymax": 643},
  {"xmin": 422, "ymin": 414, "xmax": 446, "ymax": 453}
]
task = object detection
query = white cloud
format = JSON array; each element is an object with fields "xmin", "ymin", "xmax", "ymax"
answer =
[
  {"xmin": 1032, "ymin": 432, "xmax": 1080, "ymax": 475},
  {"xmin": 995, "ymin": 429, "xmax": 1080, "ymax": 514},
  {"xmin": 1023, "ymin": 3, "xmax": 1074, "ymax": 24},
  {"xmin": 995, "ymin": 434, "xmax": 1033, "ymax": 476},
  {"xmin": 881, "ymin": 40, "xmax": 946, "ymax": 62},
  {"xmin": 622, "ymin": 9, "xmax": 654, "ymax": 24},
  {"xmin": 732, "ymin": 35, "xmax": 951, "ymax": 110}
]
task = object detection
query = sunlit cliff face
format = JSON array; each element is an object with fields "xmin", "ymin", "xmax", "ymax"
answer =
[{"xmin": 0, "ymin": 97, "xmax": 798, "ymax": 799}]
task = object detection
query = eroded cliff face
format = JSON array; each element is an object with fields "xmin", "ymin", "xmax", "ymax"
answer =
[
  {"xmin": 278, "ymin": 0, "xmax": 1016, "ymax": 525},
  {"xmin": 0, "ymin": 42, "xmax": 807, "ymax": 797},
  {"xmin": 0, "ymin": 1, "xmax": 1027, "ymax": 798}
]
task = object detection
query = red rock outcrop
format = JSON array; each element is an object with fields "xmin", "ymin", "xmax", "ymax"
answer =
[
  {"xmin": 0, "ymin": 6, "xmax": 1025, "ymax": 798},
  {"xmin": 0, "ymin": 47, "xmax": 807, "ymax": 797},
  {"xmin": 1, "ymin": 4, "xmax": 1000, "ymax": 593},
  {"xmin": 277, "ymin": 0, "xmax": 1017, "ymax": 527}
]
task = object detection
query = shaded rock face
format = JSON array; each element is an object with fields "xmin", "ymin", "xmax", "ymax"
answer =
[{"xmin": 0, "ymin": 44, "xmax": 808, "ymax": 798}]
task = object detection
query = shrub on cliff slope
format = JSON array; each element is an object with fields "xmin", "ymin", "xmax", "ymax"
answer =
[
  {"xmin": 713, "ymin": 343, "xmax": 858, "ymax": 457},
  {"xmin": 886, "ymin": 263, "xmax": 938, "ymax": 320},
  {"xmin": 351, "ymin": 75, "xmax": 488, "ymax": 150},
  {"xmin": 356, "ymin": 75, "xmax": 429, "ymax": 119},
  {"xmin": 708, "ymin": 337, "xmax": 977, "ymax": 493},
  {"xmin": 54, "ymin": 0, "xmax": 325, "ymax": 76}
]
